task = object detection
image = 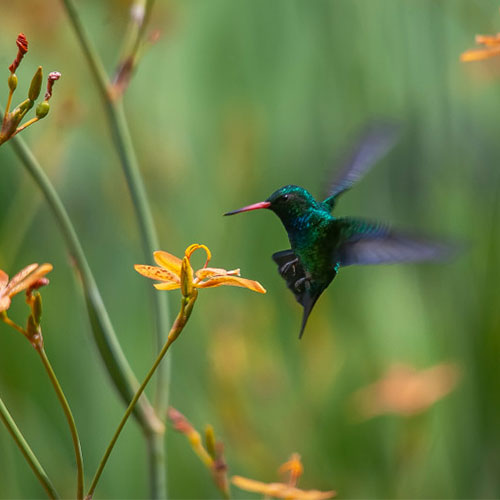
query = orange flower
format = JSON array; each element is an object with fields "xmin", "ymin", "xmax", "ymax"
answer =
[
  {"xmin": 0, "ymin": 263, "xmax": 53, "ymax": 313},
  {"xmin": 461, "ymin": 8, "xmax": 500, "ymax": 62},
  {"xmin": 135, "ymin": 244, "xmax": 266, "ymax": 296},
  {"xmin": 232, "ymin": 454, "xmax": 336, "ymax": 500},
  {"xmin": 461, "ymin": 34, "xmax": 500, "ymax": 62},
  {"xmin": 351, "ymin": 362, "xmax": 461, "ymax": 419},
  {"xmin": 279, "ymin": 452, "xmax": 304, "ymax": 487}
]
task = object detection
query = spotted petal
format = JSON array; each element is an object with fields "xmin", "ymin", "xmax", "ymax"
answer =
[
  {"xmin": 197, "ymin": 275, "xmax": 266, "ymax": 293},
  {"xmin": 153, "ymin": 250, "xmax": 182, "ymax": 275},
  {"xmin": 4, "ymin": 263, "xmax": 38, "ymax": 295},
  {"xmin": 7, "ymin": 263, "xmax": 53, "ymax": 297},
  {"xmin": 134, "ymin": 264, "xmax": 180, "ymax": 283},
  {"xmin": 195, "ymin": 267, "xmax": 240, "ymax": 280}
]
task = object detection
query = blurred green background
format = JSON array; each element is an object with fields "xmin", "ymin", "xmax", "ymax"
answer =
[{"xmin": 0, "ymin": 0, "xmax": 499, "ymax": 498}]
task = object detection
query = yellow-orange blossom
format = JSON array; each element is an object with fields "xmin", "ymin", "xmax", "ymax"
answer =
[{"xmin": 134, "ymin": 243, "xmax": 266, "ymax": 295}]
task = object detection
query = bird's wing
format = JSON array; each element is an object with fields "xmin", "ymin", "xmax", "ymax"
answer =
[
  {"xmin": 272, "ymin": 249, "xmax": 325, "ymax": 339},
  {"xmin": 336, "ymin": 218, "xmax": 454, "ymax": 267},
  {"xmin": 323, "ymin": 123, "xmax": 400, "ymax": 211}
]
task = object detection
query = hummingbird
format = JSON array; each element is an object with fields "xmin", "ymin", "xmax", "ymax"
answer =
[{"xmin": 224, "ymin": 124, "xmax": 452, "ymax": 338}]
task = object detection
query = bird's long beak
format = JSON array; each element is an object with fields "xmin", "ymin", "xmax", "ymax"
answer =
[{"xmin": 224, "ymin": 201, "xmax": 271, "ymax": 216}]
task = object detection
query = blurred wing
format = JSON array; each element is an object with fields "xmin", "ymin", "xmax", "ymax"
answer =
[
  {"xmin": 323, "ymin": 123, "xmax": 400, "ymax": 210},
  {"xmin": 272, "ymin": 249, "xmax": 325, "ymax": 339},
  {"xmin": 336, "ymin": 218, "xmax": 453, "ymax": 267}
]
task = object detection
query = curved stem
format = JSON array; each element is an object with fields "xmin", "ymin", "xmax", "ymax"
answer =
[
  {"xmin": 37, "ymin": 347, "xmax": 84, "ymax": 499},
  {"xmin": 0, "ymin": 396, "xmax": 60, "ymax": 499},
  {"xmin": 87, "ymin": 293, "xmax": 197, "ymax": 499},
  {"xmin": 59, "ymin": 1, "xmax": 170, "ymax": 496},
  {"xmin": 0, "ymin": 110, "xmax": 160, "ymax": 434},
  {"xmin": 1, "ymin": 313, "xmax": 26, "ymax": 335}
]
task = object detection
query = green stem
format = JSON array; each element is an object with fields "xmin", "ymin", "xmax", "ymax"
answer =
[
  {"xmin": 37, "ymin": 347, "xmax": 84, "ymax": 499},
  {"xmin": 87, "ymin": 292, "xmax": 197, "ymax": 499},
  {"xmin": 60, "ymin": 1, "xmax": 170, "ymax": 496},
  {"xmin": 0, "ymin": 396, "xmax": 60, "ymax": 499},
  {"xmin": 0, "ymin": 109, "xmax": 161, "ymax": 435}
]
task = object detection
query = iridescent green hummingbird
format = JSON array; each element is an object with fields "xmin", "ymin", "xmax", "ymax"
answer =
[{"xmin": 225, "ymin": 125, "xmax": 452, "ymax": 338}]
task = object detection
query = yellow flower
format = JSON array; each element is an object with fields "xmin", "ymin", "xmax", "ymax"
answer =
[
  {"xmin": 134, "ymin": 244, "xmax": 266, "ymax": 296},
  {"xmin": 0, "ymin": 263, "xmax": 53, "ymax": 313},
  {"xmin": 232, "ymin": 454, "xmax": 336, "ymax": 500}
]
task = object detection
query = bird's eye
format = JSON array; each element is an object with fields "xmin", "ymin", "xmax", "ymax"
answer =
[{"xmin": 281, "ymin": 194, "xmax": 289, "ymax": 202}]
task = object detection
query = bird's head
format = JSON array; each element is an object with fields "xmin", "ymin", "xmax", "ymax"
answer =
[{"xmin": 224, "ymin": 185, "xmax": 319, "ymax": 229}]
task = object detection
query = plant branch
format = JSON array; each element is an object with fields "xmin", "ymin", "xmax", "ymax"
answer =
[
  {"xmin": 87, "ymin": 292, "xmax": 197, "ymax": 499},
  {"xmin": 59, "ymin": 1, "xmax": 170, "ymax": 496},
  {"xmin": 37, "ymin": 346, "xmax": 84, "ymax": 499},
  {"xmin": 0, "ymin": 110, "xmax": 161, "ymax": 435},
  {"xmin": 0, "ymin": 395, "xmax": 60, "ymax": 499}
]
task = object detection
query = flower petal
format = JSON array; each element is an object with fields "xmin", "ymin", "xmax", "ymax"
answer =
[
  {"xmin": 154, "ymin": 282, "xmax": 181, "ymax": 291},
  {"xmin": 231, "ymin": 476, "xmax": 336, "ymax": 500},
  {"xmin": 197, "ymin": 275, "xmax": 266, "ymax": 293},
  {"xmin": 195, "ymin": 267, "xmax": 240, "ymax": 280},
  {"xmin": 7, "ymin": 263, "xmax": 53, "ymax": 297},
  {"xmin": 5, "ymin": 263, "xmax": 38, "ymax": 294},
  {"xmin": 153, "ymin": 250, "xmax": 182, "ymax": 275},
  {"xmin": 475, "ymin": 34, "xmax": 500, "ymax": 46},
  {"xmin": 461, "ymin": 46, "xmax": 500, "ymax": 62},
  {"xmin": 0, "ymin": 270, "xmax": 9, "ymax": 291},
  {"xmin": 134, "ymin": 264, "xmax": 180, "ymax": 283},
  {"xmin": 0, "ymin": 295, "xmax": 11, "ymax": 313}
]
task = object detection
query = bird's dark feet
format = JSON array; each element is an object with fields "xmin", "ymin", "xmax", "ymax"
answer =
[
  {"xmin": 282, "ymin": 257, "xmax": 299, "ymax": 275},
  {"xmin": 294, "ymin": 276, "xmax": 310, "ymax": 293}
]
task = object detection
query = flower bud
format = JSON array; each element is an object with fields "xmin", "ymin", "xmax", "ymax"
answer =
[
  {"xmin": 16, "ymin": 33, "xmax": 28, "ymax": 56},
  {"xmin": 36, "ymin": 101, "xmax": 50, "ymax": 119},
  {"xmin": 180, "ymin": 256, "xmax": 194, "ymax": 297},
  {"xmin": 45, "ymin": 71, "xmax": 61, "ymax": 101},
  {"xmin": 28, "ymin": 66, "xmax": 43, "ymax": 101},
  {"xmin": 205, "ymin": 425, "xmax": 216, "ymax": 460},
  {"xmin": 32, "ymin": 292, "xmax": 43, "ymax": 325},
  {"xmin": 8, "ymin": 74, "xmax": 17, "ymax": 91}
]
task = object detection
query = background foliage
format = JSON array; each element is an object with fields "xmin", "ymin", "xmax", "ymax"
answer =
[{"xmin": 0, "ymin": 0, "xmax": 499, "ymax": 498}]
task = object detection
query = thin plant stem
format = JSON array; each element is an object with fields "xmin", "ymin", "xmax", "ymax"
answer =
[
  {"xmin": 116, "ymin": 0, "xmax": 155, "ymax": 74},
  {"xmin": 0, "ymin": 396, "xmax": 60, "ymax": 499},
  {"xmin": 1, "ymin": 314, "xmax": 26, "ymax": 335},
  {"xmin": 4, "ymin": 88, "xmax": 14, "ymax": 121},
  {"xmin": 0, "ymin": 107, "xmax": 161, "ymax": 435},
  {"xmin": 87, "ymin": 292, "xmax": 197, "ymax": 500},
  {"xmin": 12, "ymin": 116, "xmax": 39, "ymax": 136},
  {"xmin": 59, "ymin": 1, "xmax": 170, "ymax": 496},
  {"xmin": 36, "ymin": 347, "xmax": 84, "ymax": 500}
]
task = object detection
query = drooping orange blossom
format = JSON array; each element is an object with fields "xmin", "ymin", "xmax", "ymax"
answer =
[{"xmin": 0, "ymin": 263, "xmax": 52, "ymax": 314}]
